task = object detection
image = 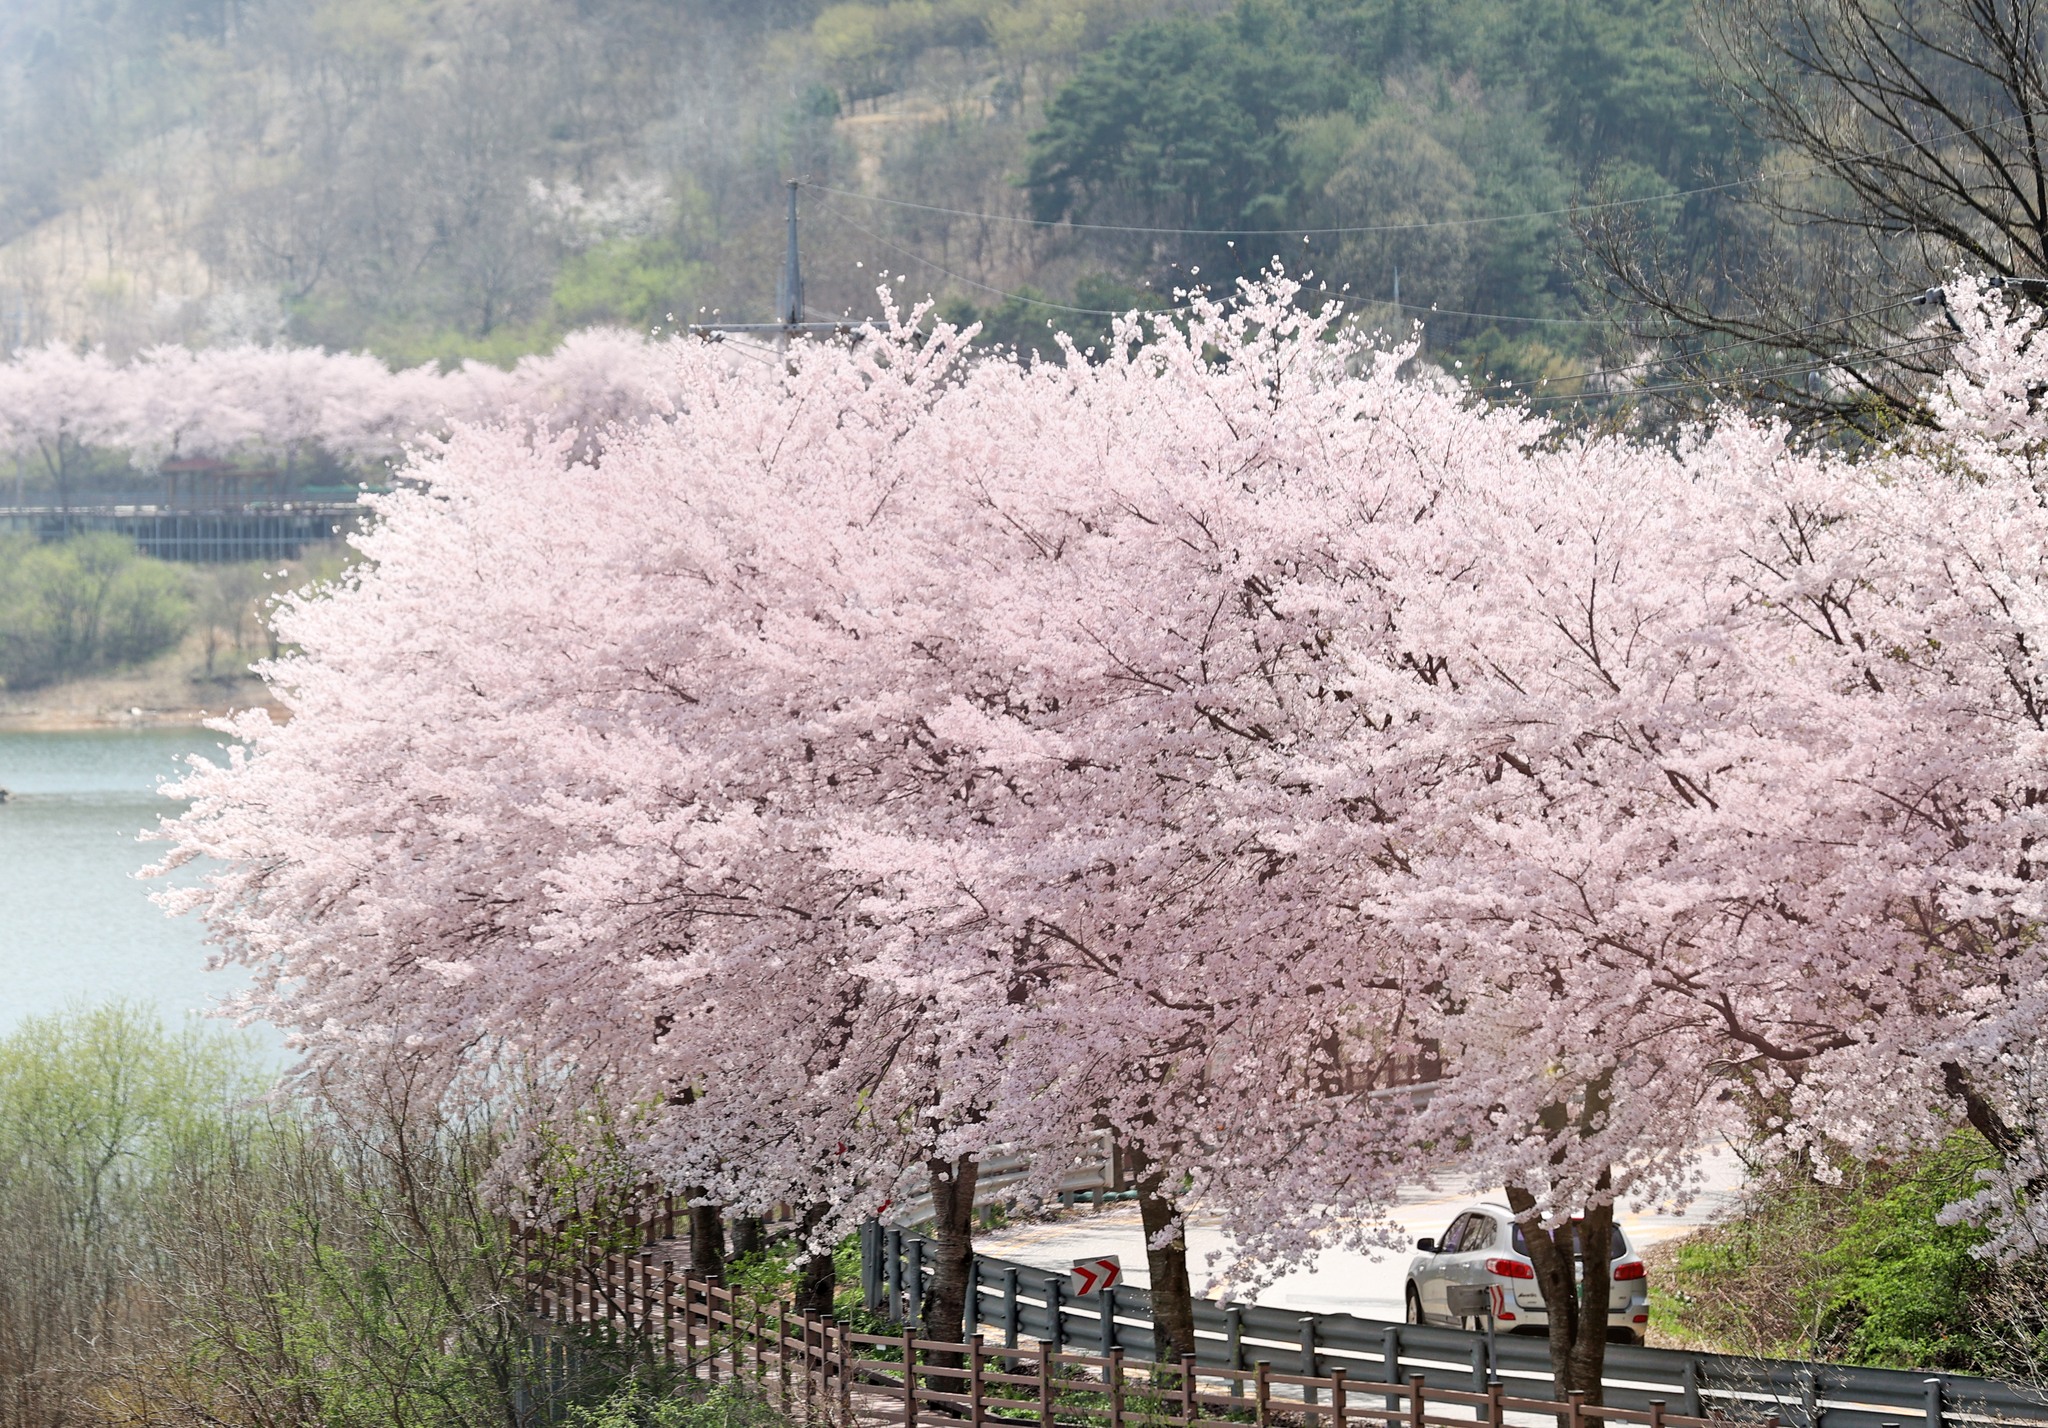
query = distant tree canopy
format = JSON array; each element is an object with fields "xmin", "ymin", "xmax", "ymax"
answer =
[
  {"xmin": 1025, "ymin": 5, "xmax": 1338, "ymax": 240},
  {"xmin": 1022, "ymin": 0, "xmax": 1748, "ymax": 318}
]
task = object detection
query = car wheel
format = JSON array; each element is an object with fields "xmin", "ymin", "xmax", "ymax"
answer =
[{"xmin": 1405, "ymin": 1284, "xmax": 1425, "ymax": 1326}]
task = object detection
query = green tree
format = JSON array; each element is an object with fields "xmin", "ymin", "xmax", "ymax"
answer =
[
  {"xmin": 1026, "ymin": 1, "xmax": 1337, "ymax": 272},
  {"xmin": 0, "ymin": 533, "xmax": 192, "ymax": 689}
]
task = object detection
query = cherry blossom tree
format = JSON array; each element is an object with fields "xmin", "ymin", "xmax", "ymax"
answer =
[{"xmin": 148, "ymin": 271, "xmax": 2048, "ymax": 1393}]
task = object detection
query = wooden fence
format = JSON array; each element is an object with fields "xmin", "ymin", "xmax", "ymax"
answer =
[{"xmin": 512, "ymin": 1209, "xmax": 1792, "ymax": 1428}]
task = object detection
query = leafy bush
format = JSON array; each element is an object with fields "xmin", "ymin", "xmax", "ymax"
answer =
[
  {"xmin": 1651, "ymin": 1134, "xmax": 2047, "ymax": 1375},
  {"xmin": 0, "ymin": 1002, "xmax": 696, "ymax": 1428},
  {"xmin": 0, "ymin": 533, "xmax": 192, "ymax": 688},
  {"xmin": 567, "ymin": 1380, "xmax": 792, "ymax": 1428}
]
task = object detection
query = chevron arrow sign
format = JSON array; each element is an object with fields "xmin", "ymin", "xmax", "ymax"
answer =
[{"xmin": 1069, "ymin": 1256, "xmax": 1122, "ymax": 1297}]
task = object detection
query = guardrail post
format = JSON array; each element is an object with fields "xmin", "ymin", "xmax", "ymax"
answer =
[
  {"xmin": 887, "ymin": 1227, "xmax": 904, "ymax": 1320},
  {"xmin": 862, "ymin": 1222, "xmax": 880, "ymax": 1313},
  {"xmin": 1682, "ymin": 1359, "xmax": 1701, "ymax": 1418},
  {"xmin": 906, "ymin": 1237, "xmax": 926, "ymax": 1330},
  {"xmin": 1099, "ymin": 1284, "xmax": 1116, "ymax": 1365},
  {"xmin": 969, "ymin": 1255, "xmax": 982, "ymax": 1338},
  {"xmin": 1226, "ymin": 1306, "xmax": 1244, "ymax": 1404},
  {"xmin": 1047, "ymin": 1275, "xmax": 1065, "ymax": 1353},
  {"xmin": 1471, "ymin": 1342, "xmax": 1486, "ymax": 1394},
  {"xmin": 1925, "ymin": 1378, "xmax": 1944, "ymax": 1428},
  {"xmin": 1301, "ymin": 1318, "xmax": 1319, "ymax": 1411},
  {"xmin": 1382, "ymin": 1327, "xmax": 1401, "ymax": 1428},
  {"xmin": 1802, "ymin": 1368, "xmax": 1820, "ymax": 1428},
  {"xmin": 1003, "ymin": 1267, "xmax": 1021, "ymax": 1349}
]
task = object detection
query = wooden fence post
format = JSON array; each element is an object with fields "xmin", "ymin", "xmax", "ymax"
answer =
[
  {"xmin": 1568, "ymin": 1389, "xmax": 1587, "ymax": 1428},
  {"xmin": 661, "ymin": 1267, "xmax": 676, "ymax": 1365},
  {"xmin": 903, "ymin": 1328, "xmax": 919, "ymax": 1428},
  {"xmin": 1181, "ymin": 1353, "xmax": 1198, "ymax": 1427},
  {"xmin": 1487, "ymin": 1379, "xmax": 1504, "ymax": 1428},
  {"xmin": 971, "ymin": 1333, "xmax": 988, "ymax": 1428},
  {"xmin": 1255, "ymin": 1361, "xmax": 1271, "ymax": 1428},
  {"xmin": 1036, "ymin": 1339, "xmax": 1053, "ymax": 1428},
  {"xmin": 1333, "ymin": 1365, "xmax": 1349, "ymax": 1428},
  {"xmin": 1406, "ymin": 1375, "xmax": 1425, "ymax": 1428},
  {"xmin": 1650, "ymin": 1401, "xmax": 1667, "ymax": 1428},
  {"xmin": 838, "ymin": 1322, "xmax": 852, "ymax": 1428},
  {"xmin": 708, "ymin": 1279, "xmax": 723, "ymax": 1386},
  {"xmin": 754, "ymin": 1297, "xmax": 766, "ymax": 1382},
  {"xmin": 1109, "ymin": 1346, "xmax": 1125, "ymax": 1428},
  {"xmin": 683, "ymin": 1276, "xmax": 697, "ymax": 1373},
  {"xmin": 803, "ymin": 1312, "xmax": 817, "ymax": 1415},
  {"xmin": 778, "ymin": 1300, "xmax": 792, "ymax": 1401}
]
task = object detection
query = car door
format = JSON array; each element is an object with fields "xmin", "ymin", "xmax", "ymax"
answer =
[
  {"xmin": 1417, "ymin": 1213, "xmax": 1474, "ymax": 1320},
  {"xmin": 1446, "ymin": 1212, "xmax": 1501, "ymax": 1323}
]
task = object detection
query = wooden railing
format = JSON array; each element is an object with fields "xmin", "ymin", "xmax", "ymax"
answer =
[{"xmin": 512, "ymin": 1210, "xmax": 1783, "ymax": 1428}]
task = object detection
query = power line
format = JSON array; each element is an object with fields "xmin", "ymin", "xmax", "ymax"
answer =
[
  {"xmin": 801, "ymin": 108, "xmax": 2048, "ymax": 239},
  {"xmin": 1520, "ymin": 335, "xmax": 1949, "ymax": 408},
  {"xmin": 818, "ymin": 200, "xmax": 1607, "ymax": 329},
  {"xmin": 1489, "ymin": 295, "xmax": 1928, "ymax": 397}
]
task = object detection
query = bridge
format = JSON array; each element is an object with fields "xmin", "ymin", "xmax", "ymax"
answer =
[{"xmin": 0, "ymin": 495, "xmax": 368, "ymax": 563}]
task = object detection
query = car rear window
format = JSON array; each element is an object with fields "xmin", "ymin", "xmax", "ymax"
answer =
[{"xmin": 1510, "ymin": 1222, "xmax": 1627, "ymax": 1259}]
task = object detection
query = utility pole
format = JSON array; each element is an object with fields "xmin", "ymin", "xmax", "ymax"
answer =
[
  {"xmin": 776, "ymin": 179, "xmax": 804, "ymax": 336},
  {"xmin": 689, "ymin": 179, "xmax": 854, "ymax": 344}
]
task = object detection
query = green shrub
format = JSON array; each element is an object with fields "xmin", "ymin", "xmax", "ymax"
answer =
[
  {"xmin": 0, "ymin": 532, "xmax": 192, "ymax": 688},
  {"xmin": 1653, "ymin": 1133, "xmax": 2032, "ymax": 1374},
  {"xmin": 566, "ymin": 1380, "xmax": 792, "ymax": 1428}
]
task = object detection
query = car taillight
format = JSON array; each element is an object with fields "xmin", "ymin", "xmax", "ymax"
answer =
[
  {"xmin": 1485, "ymin": 1258, "xmax": 1535, "ymax": 1279},
  {"xmin": 1613, "ymin": 1261, "xmax": 1646, "ymax": 1281}
]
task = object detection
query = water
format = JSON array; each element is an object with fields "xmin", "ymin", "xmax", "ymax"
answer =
[{"xmin": 0, "ymin": 727, "xmax": 255, "ymax": 1037}]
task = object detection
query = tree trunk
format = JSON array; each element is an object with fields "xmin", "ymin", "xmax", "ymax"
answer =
[
  {"xmin": 730, "ymin": 1214, "xmax": 765, "ymax": 1260},
  {"xmin": 687, "ymin": 1195, "xmax": 726, "ymax": 1280},
  {"xmin": 1506, "ymin": 1174, "xmax": 1615, "ymax": 1405},
  {"xmin": 1127, "ymin": 1148, "xmax": 1197, "ymax": 1362},
  {"xmin": 923, "ymin": 1154, "xmax": 980, "ymax": 1347},
  {"xmin": 795, "ymin": 1204, "xmax": 836, "ymax": 1317}
]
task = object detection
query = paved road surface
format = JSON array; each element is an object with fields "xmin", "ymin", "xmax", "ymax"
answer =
[{"xmin": 973, "ymin": 1149, "xmax": 1750, "ymax": 1321}]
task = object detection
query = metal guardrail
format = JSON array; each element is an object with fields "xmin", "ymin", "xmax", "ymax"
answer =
[
  {"xmin": 863, "ymin": 1227, "xmax": 2048, "ymax": 1428},
  {"xmin": 0, "ymin": 501, "xmax": 364, "ymax": 561}
]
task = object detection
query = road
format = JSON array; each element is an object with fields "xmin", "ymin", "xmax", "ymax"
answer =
[{"xmin": 973, "ymin": 1149, "xmax": 1750, "ymax": 1320}]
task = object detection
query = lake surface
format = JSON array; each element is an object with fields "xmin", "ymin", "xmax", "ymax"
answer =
[{"xmin": 0, "ymin": 727, "xmax": 257, "ymax": 1037}]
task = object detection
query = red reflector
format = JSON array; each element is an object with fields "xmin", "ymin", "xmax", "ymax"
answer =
[
  {"xmin": 1614, "ymin": 1261, "xmax": 1646, "ymax": 1281},
  {"xmin": 1485, "ymin": 1258, "xmax": 1535, "ymax": 1279},
  {"xmin": 1498, "ymin": 1312, "xmax": 1516, "ymax": 1321},
  {"xmin": 1633, "ymin": 1314, "xmax": 1648, "ymax": 1323}
]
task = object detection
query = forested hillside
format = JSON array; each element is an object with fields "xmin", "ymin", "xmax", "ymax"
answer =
[{"xmin": 0, "ymin": 0, "xmax": 1747, "ymax": 378}]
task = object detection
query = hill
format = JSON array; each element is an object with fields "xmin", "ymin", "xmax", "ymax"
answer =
[{"xmin": 0, "ymin": 0, "xmax": 1743, "ymax": 379}]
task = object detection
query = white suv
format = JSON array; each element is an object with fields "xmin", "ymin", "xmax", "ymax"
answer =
[{"xmin": 1404, "ymin": 1202, "xmax": 1650, "ymax": 1345}]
